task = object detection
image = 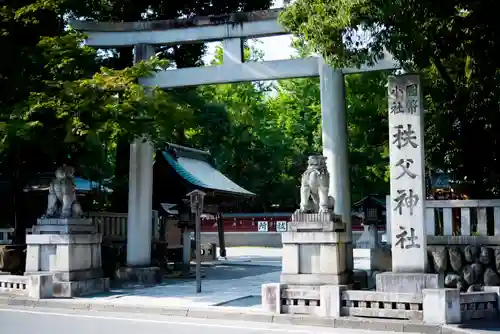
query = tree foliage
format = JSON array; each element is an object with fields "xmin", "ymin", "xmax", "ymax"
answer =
[
  {"xmin": 280, "ymin": 0, "xmax": 500, "ymax": 197},
  {"xmin": 62, "ymin": 0, "xmax": 274, "ymax": 211},
  {"xmin": 188, "ymin": 39, "xmax": 390, "ymax": 210},
  {"xmin": 0, "ymin": 0, "xmax": 395, "ymax": 225},
  {"xmin": 0, "ymin": 0, "xmax": 192, "ymax": 238}
]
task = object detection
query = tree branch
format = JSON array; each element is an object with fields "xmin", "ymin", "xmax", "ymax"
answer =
[{"xmin": 430, "ymin": 55, "xmax": 456, "ymax": 92}]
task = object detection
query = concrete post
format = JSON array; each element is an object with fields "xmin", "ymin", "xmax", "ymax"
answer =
[
  {"xmin": 27, "ymin": 274, "xmax": 53, "ymax": 299},
  {"xmin": 262, "ymin": 283, "xmax": 282, "ymax": 313},
  {"xmin": 320, "ymin": 285, "xmax": 347, "ymax": 318},
  {"xmin": 195, "ymin": 206, "xmax": 202, "ymax": 293},
  {"xmin": 483, "ymin": 286, "xmax": 500, "ymax": 313},
  {"xmin": 126, "ymin": 44, "xmax": 155, "ymax": 267},
  {"xmin": 319, "ymin": 58, "xmax": 351, "ymax": 236},
  {"xmin": 182, "ymin": 228, "xmax": 192, "ymax": 266},
  {"xmin": 216, "ymin": 213, "xmax": 227, "ymax": 258},
  {"xmin": 423, "ymin": 288, "xmax": 461, "ymax": 324}
]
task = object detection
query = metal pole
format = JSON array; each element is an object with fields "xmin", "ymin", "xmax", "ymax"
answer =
[
  {"xmin": 216, "ymin": 212, "xmax": 227, "ymax": 258},
  {"xmin": 195, "ymin": 203, "xmax": 202, "ymax": 293}
]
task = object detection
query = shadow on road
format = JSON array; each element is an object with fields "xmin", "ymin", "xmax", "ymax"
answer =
[
  {"xmin": 200, "ymin": 264, "xmax": 280, "ymax": 281},
  {"xmin": 454, "ymin": 320, "xmax": 500, "ymax": 332}
]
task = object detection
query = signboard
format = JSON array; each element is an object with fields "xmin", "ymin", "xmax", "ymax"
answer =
[
  {"xmin": 276, "ymin": 221, "xmax": 287, "ymax": 232},
  {"xmin": 388, "ymin": 74, "xmax": 427, "ymax": 273},
  {"xmin": 432, "ymin": 173, "xmax": 450, "ymax": 189},
  {"xmin": 257, "ymin": 221, "xmax": 268, "ymax": 232}
]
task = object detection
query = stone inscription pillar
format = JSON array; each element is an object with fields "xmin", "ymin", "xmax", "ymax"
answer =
[{"xmin": 388, "ymin": 74, "xmax": 427, "ymax": 272}]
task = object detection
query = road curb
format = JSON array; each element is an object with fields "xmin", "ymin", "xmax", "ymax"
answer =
[{"xmin": 0, "ymin": 296, "xmax": 475, "ymax": 334}]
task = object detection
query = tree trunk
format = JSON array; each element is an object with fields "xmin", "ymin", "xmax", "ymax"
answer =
[
  {"xmin": 110, "ymin": 47, "xmax": 134, "ymax": 213},
  {"xmin": 111, "ymin": 136, "xmax": 131, "ymax": 212},
  {"xmin": 10, "ymin": 166, "xmax": 26, "ymax": 245}
]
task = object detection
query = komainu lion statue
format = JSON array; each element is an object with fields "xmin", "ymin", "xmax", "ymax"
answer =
[
  {"xmin": 299, "ymin": 155, "xmax": 335, "ymax": 213},
  {"xmin": 45, "ymin": 165, "xmax": 82, "ymax": 218}
]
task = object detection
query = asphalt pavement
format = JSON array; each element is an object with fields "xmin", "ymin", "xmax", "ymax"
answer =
[{"xmin": 0, "ymin": 306, "xmax": 416, "ymax": 334}]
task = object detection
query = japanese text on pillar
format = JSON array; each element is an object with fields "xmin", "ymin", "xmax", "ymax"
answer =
[{"xmin": 390, "ymin": 80, "xmax": 422, "ymax": 249}]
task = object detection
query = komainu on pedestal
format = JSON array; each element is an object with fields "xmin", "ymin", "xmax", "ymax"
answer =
[
  {"xmin": 262, "ymin": 155, "xmax": 352, "ymax": 317},
  {"xmin": 45, "ymin": 165, "xmax": 83, "ymax": 219},
  {"xmin": 25, "ymin": 165, "xmax": 109, "ymax": 297},
  {"xmin": 299, "ymin": 155, "xmax": 335, "ymax": 214}
]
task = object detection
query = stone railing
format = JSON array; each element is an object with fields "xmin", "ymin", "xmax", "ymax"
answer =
[
  {"xmin": 0, "ymin": 275, "xmax": 28, "ymax": 295},
  {"xmin": 85, "ymin": 211, "xmax": 160, "ymax": 241},
  {"xmin": 0, "ymin": 274, "xmax": 52, "ymax": 299},
  {"xmin": 386, "ymin": 197, "xmax": 500, "ymax": 237},
  {"xmin": 266, "ymin": 283, "xmax": 500, "ymax": 324},
  {"xmin": 426, "ymin": 199, "xmax": 500, "ymax": 236},
  {"xmin": 460, "ymin": 290, "xmax": 498, "ymax": 320},
  {"xmin": 280, "ymin": 286, "xmax": 321, "ymax": 315},
  {"xmin": 24, "ymin": 211, "xmax": 161, "ymax": 242},
  {"xmin": 0, "ymin": 228, "xmax": 13, "ymax": 245},
  {"xmin": 86, "ymin": 212, "xmax": 128, "ymax": 240},
  {"xmin": 340, "ymin": 290, "xmax": 423, "ymax": 320}
]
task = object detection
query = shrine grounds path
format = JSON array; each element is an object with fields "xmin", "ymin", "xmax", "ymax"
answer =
[{"xmin": 0, "ymin": 306, "xmax": 418, "ymax": 334}]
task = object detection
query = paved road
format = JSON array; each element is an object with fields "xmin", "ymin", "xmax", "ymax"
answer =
[{"xmin": 0, "ymin": 306, "xmax": 412, "ymax": 334}]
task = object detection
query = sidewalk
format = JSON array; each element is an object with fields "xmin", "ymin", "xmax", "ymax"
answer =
[
  {"xmin": 71, "ymin": 246, "xmax": 372, "ymax": 309},
  {"xmin": 83, "ymin": 264, "xmax": 277, "ymax": 308}
]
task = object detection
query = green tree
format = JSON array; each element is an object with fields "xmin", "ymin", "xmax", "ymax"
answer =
[
  {"xmin": 279, "ymin": 0, "xmax": 500, "ymax": 197},
  {"xmin": 186, "ymin": 43, "xmax": 293, "ymax": 211},
  {"xmin": 189, "ymin": 38, "xmax": 390, "ymax": 210},
  {"xmin": 0, "ymin": 1, "xmax": 190, "ymax": 241},
  {"xmin": 268, "ymin": 38, "xmax": 389, "ymax": 203},
  {"xmin": 64, "ymin": 0, "xmax": 274, "ymax": 211}
]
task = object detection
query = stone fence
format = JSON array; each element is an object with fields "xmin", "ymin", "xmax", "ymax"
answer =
[
  {"xmin": 340, "ymin": 290, "xmax": 423, "ymax": 320},
  {"xmin": 2, "ymin": 198, "xmax": 500, "ymax": 248},
  {"xmin": 86, "ymin": 211, "xmax": 161, "ymax": 241},
  {"xmin": 20, "ymin": 211, "xmax": 161, "ymax": 242},
  {"xmin": 264, "ymin": 283, "xmax": 500, "ymax": 324},
  {"xmin": 460, "ymin": 289, "xmax": 499, "ymax": 320},
  {"xmin": 0, "ymin": 228, "xmax": 13, "ymax": 245},
  {"xmin": 387, "ymin": 198, "xmax": 500, "ymax": 238},
  {"xmin": 0, "ymin": 274, "xmax": 53, "ymax": 299}
]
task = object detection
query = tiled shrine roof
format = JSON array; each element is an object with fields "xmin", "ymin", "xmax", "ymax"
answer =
[{"xmin": 162, "ymin": 143, "xmax": 255, "ymax": 197}]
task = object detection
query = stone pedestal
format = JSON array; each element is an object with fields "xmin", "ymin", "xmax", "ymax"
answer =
[
  {"xmin": 281, "ymin": 212, "xmax": 350, "ymax": 286},
  {"xmin": 25, "ymin": 218, "xmax": 109, "ymax": 297},
  {"xmin": 376, "ymin": 272, "xmax": 440, "ymax": 294},
  {"xmin": 423, "ymin": 288, "xmax": 461, "ymax": 324},
  {"xmin": 263, "ymin": 211, "xmax": 351, "ymax": 316}
]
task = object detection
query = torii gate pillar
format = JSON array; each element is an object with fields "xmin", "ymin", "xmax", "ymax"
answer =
[
  {"xmin": 319, "ymin": 58, "xmax": 352, "ymax": 238},
  {"xmin": 115, "ymin": 45, "xmax": 160, "ymax": 285}
]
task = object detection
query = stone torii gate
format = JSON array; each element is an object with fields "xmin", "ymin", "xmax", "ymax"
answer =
[{"xmin": 72, "ymin": 8, "xmax": 398, "ymax": 280}]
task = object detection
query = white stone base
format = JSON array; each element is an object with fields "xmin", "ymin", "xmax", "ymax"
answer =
[
  {"xmin": 52, "ymin": 277, "xmax": 110, "ymax": 298},
  {"xmin": 263, "ymin": 213, "xmax": 352, "ymax": 317},
  {"xmin": 25, "ymin": 234, "xmax": 102, "ymax": 273},
  {"xmin": 376, "ymin": 272, "xmax": 440, "ymax": 293},
  {"xmin": 281, "ymin": 230, "xmax": 350, "ymax": 286},
  {"xmin": 261, "ymin": 282, "xmax": 346, "ymax": 317},
  {"xmin": 423, "ymin": 288, "xmax": 461, "ymax": 324},
  {"xmin": 25, "ymin": 219, "xmax": 108, "ymax": 297}
]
